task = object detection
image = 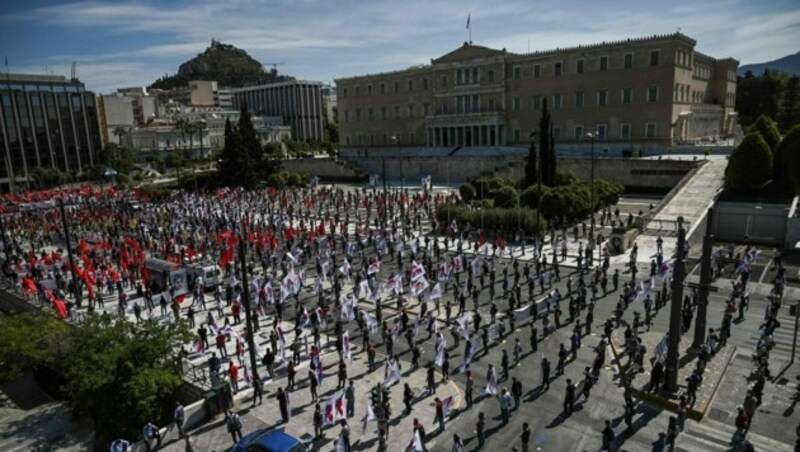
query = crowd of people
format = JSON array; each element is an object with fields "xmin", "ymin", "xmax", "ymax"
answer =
[{"xmin": 0, "ymin": 184, "xmax": 795, "ymax": 451}]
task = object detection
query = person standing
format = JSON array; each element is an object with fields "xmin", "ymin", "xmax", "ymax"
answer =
[
  {"xmin": 252, "ymin": 373, "xmax": 264, "ymax": 406},
  {"xmin": 666, "ymin": 416, "xmax": 678, "ymax": 450},
  {"xmin": 142, "ymin": 422, "xmax": 161, "ymax": 451},
  {"xmin": 228, "ymin": 362, "xmax": 239, "ymax": 394},
  {"xmin": 501, "ymin": 350, "xmax": 510, "ymax": 381},
  {"xmin": 602, "ymin": 419, "xmax": 615, "ymax": 451},
  {"xmin": 307, "ymin": 369, "xmax": 318, "ymax": 401},
  {"xmin": 677, "ymin": 395, "xmax": 688, "ymax": 432},
  {"xmin": 346, "ymin": 380, "xmax": 355, "ymax": 418},
  {"xmin": 476, "ymin": 412, "xmax": 486, "ymax": 448},
  {"xmin": 465, "ymin": 370, "xmax": 474, "ymax": 408},
  {"xmin": 541, "ymin": 357, "xmax": 551, "ymax": 391},
  {"xmin": 173, "ymin": 402, "xmax": 185, "ymax": 439},
  {"xmin": 426, "ymin": 365, "xmax": 436, "ymax": 394},
  {"xmin": 499, "ymin": 388, "xmax": 512, "ymax": 425},
  {"xmin": 563, "ymin": 379, "xmax": 576, "ymax": 416},
  {"xmin": 226, "ymin": 409, "xmax": 243, "ymax": 444},
  {"xmin": 313, "ymin": 403, "xmax": 323, "ymax": 440},
  {"xmin": 511, "ymin": 377, "xmax": 523, "ymax": 409},
  {"xmin": 339, "ymin": 419, "xmax": 351, "ymax": 452},
  {"xmin": 520, "ymin": 422, "xmax": 531, "ymax": 452},
  {"xmin": 434, "ymin": 397, "xmax": 445, "ymax": 433},
  {"xmin": 277, "ymin": 387, "xmax": 289, "ymax": 423},
  {"xmin": 403, "ymin": 383, "xmax": 414, "ymax": 414},
  {"xmin": 452, "ymin": 433, "xmax": 465, "ymax": 452}
]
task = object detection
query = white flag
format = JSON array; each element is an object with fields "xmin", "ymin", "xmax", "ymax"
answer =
[{"xmin": 428, "ymin": 282, "xmax": 442, "ymax": 301}]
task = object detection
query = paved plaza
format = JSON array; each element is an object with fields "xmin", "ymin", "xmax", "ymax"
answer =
[{"xmin": 2, "ymin": 180, "xmax": 799, "ymax": 452}]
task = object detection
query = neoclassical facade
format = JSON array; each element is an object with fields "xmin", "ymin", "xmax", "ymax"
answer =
[{"xmin": 335, "ymin": 33, "xmax": 738, "ymax": 152}]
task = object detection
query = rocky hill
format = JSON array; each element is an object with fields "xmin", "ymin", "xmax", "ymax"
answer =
[{"xmin": 149, "ymin": 39, "xmax": 294, "ymax": 90}]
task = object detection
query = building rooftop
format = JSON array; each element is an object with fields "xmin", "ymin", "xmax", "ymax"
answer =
[
  {"xmin": 0, "ymin": 72, "xmax": 73, "ymax": 83},
  {"xmin": 335, "ymin": 32, "xmax": 735, "ymax": 82}
]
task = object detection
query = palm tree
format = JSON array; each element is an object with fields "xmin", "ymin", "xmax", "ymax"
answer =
[
  {"xmin": 185, "ymin": 121, "xmax": 199, "ymax": 161},
  {"xmin": 112, "ymin": 126, "xmax": 128, "ymax": 147}
]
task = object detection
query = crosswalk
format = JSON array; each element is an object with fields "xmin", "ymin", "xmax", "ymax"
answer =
[{"xmin": 675, "ymin": 417, "xmax": 793, "ymax": 451}]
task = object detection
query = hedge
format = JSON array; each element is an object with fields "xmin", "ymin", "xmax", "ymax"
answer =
[{"xmin": 436, "ymin": 204, "xmax": 544, "ymax": 235}]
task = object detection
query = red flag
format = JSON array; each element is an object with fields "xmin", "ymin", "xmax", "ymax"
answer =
[
  {"xmin": 22, "ymin": 277, "xmax": 37, "ymax": 295},
  {"xmin": 53, "ymin": 298, "xmax": 68, "ymax": 319},
  {"xmin": 175, "ymin": 294, "xmax": 186, "ymax": 304}
]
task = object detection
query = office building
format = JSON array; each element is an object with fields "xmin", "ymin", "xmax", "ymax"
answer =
[
  {"xmin": 231, "ymin": 80, "xmax": 325, "ymax": 142},
  {"xmin": 335, "ymin": 32, "xmax": 738, "ymax": 152},
  {"xmin": 0, "ymin": 73, "xmax": 102, "ymax": 190}
]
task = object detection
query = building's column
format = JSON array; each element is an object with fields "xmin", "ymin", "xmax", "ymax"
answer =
[{"xmin": 461, "ymin": 126, "xmax": 466, "ymax": 147}]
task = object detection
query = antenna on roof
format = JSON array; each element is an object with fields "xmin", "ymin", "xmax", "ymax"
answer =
[{"xmin": 70, "ymin": 61, "xmax": 77, "ymax": 81}]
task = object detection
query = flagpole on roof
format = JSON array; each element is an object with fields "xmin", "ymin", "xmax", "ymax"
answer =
[{"xmin": 466, "ymin": 13, "xmax": 472, "ymax": 44}]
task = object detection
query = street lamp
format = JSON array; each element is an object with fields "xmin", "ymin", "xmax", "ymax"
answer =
[
  {"xmin": 529, "ymin": 131, "xmax": 540, "ymax": 234},
  {"xmin": 586, "ymin": 132, "xmax": 596, "ymax": 249},
  {"xmin": 391, "ymin": 135, "xmax": 403, "ymax": 190}
]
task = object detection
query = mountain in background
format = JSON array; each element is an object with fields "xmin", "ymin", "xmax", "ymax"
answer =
[
  {"xmin": 738, "ymin": 51, "xmax": 800, "ymax": 76},
  {"xmin": 148, "ymin": 39, "xmax": 294, "ymax": 90}
]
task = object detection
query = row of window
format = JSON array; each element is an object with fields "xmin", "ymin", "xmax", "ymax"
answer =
[
  {"xmin": 511, "ymin": 50, "xmax": 660, "ymax": 80},
  {"xmin": 343, "ymin": 85, "xmax": 662, "ymax": 122},
  {"xmin": 514, "ymin": 86, "xmax": 660, "ymax": 111},
  {"xmin": 511, "ymin": 122, "xmax": 659, "ymax": 141},
  {"xmin": 342, "ymin": 50, "xmax": 665, "ymax": 98}
]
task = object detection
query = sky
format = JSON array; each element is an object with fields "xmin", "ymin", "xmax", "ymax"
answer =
[{"xmin": 1, "ymin": 0, "xmax": 799, "ymax": 94}]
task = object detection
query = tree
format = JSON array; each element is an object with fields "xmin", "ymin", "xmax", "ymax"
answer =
[
  {"xmin": 325, "ymin": 120, "xmax": 339, "ymax": 145},
  {"xmin": 112, "ymin": 126, "xmax": 129, "ymax": 146},
  {"xmin": 735, "ymin": 70, "xmax": 783, "ymax": 126},
  {"xmin": 218, "ymin": 117, "xmax": 244, "ymax": 187},
  {"xmin": 779, "ymin": 76, "xmax": 800, "ymax": 132},
  {"xmin": 724, "ymin": 132, "xmax": 773, "ymax": 193},
  {"xmin": 749, "ymin": 114, "xmax": 781, "ymax": 154},
  {"xmin": 62, "ymin": 316, "xmax": 193, "ymax": 445},
  {"xmin": 492, "ymin": 185, "xmax": 518, "ymax": 208},
  {"xmin": 538, "ymin": 99, "xmax": 556, "ymax": 187},
  {"xmin": 459, "ymin": 182, "xmax": 477, "ymax": 201},
  {"xmin": 164, "ymin": 153, "xmax": 183, "ymax": 177},
  {"xmin": 96, "ymin": 143, "xmax": 135, "ymax": 175},
  {"xmin": 0, "ymin": 311, "xmax": 69, "ymax": 381},
  {"xmin": 781, "ymin": 124, "xmax": 800, "ymax": 192},
  {"xmin": 524, "ymin": 135, "xmax": 538, "ymax": 188}
]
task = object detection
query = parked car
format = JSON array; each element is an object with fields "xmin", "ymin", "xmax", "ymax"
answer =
[{"xmin": 232, "ymin": 430, "xmax": 307, "ymax": 452}]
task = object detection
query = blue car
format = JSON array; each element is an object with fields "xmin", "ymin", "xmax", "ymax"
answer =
[{"xmin": 232, "ymin": 429, "xmax": 307, "ymax": 452}]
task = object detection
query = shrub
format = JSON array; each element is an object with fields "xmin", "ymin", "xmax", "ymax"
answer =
[
  {"xmin": 488, "ymin": 176, "xmax": 512, "ymax": 191},
  {"xmin": 778, "ymin": 124, "xmax": 800, "ymax": 190},
  {"xmin": 520, "ymin": 184, "xmax": 550, "ymax": 209},
  {"xmin": 267, "ymin": 172, "xmax": 288, "ymax": 188},
  {"xmin": 471, "ymin": 178, "xmax": 491, "ymax": 199},
  {"xmin": 749, "ymin": 115, "xmax": 781, "ymax": 154},
  {"xmin": 459, "ymin": 183, "xmax": 477, "ymax": 201},
  {"xmin": 725, "ymin": 132, "xmax": 773, "ymax": 193},
  {"xmin": 493, "ymin": 185, "xmax": 518, "ymax": 208},
  {"xmin": 435, "ymin": 204, "xmax": 544, "ymax": 235},
  {"xmin": 287, "ymin": 172, "xmax": 303, "ymax": 187},
  {"xmin": 554, "ymin": 171, "xmax": 580, "ymax": 186}
]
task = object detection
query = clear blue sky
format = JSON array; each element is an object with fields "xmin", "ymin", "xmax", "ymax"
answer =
[{"xmin": 1, "ymin": 0, "xmax": 799, "ymax": 94}]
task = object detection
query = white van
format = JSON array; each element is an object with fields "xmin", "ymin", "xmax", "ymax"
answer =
[{"xmin": 186, "ymin": 263, "xmax": 222, "ymax": 291}]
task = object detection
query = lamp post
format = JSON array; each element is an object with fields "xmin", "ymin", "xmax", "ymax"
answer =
[
  {"xmin": 586, "ymin": 132, "xmax": 596, "ymax": 247},
  {"xmin": 391, "ymin": 135, "xmax": 403, "ymax": 190},
  {"xmin": 529, "ymin": 131, "xmax": 540, "ymax": 233}
]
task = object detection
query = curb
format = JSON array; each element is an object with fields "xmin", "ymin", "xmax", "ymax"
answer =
[{"xmin": 609, "ymin": 336, "xmax": 736, "ymax": 421}]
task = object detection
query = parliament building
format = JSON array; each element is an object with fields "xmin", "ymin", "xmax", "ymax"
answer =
[{"xmin": 335, "ymin": 33, "xmax": 738, "ymax": 153}]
